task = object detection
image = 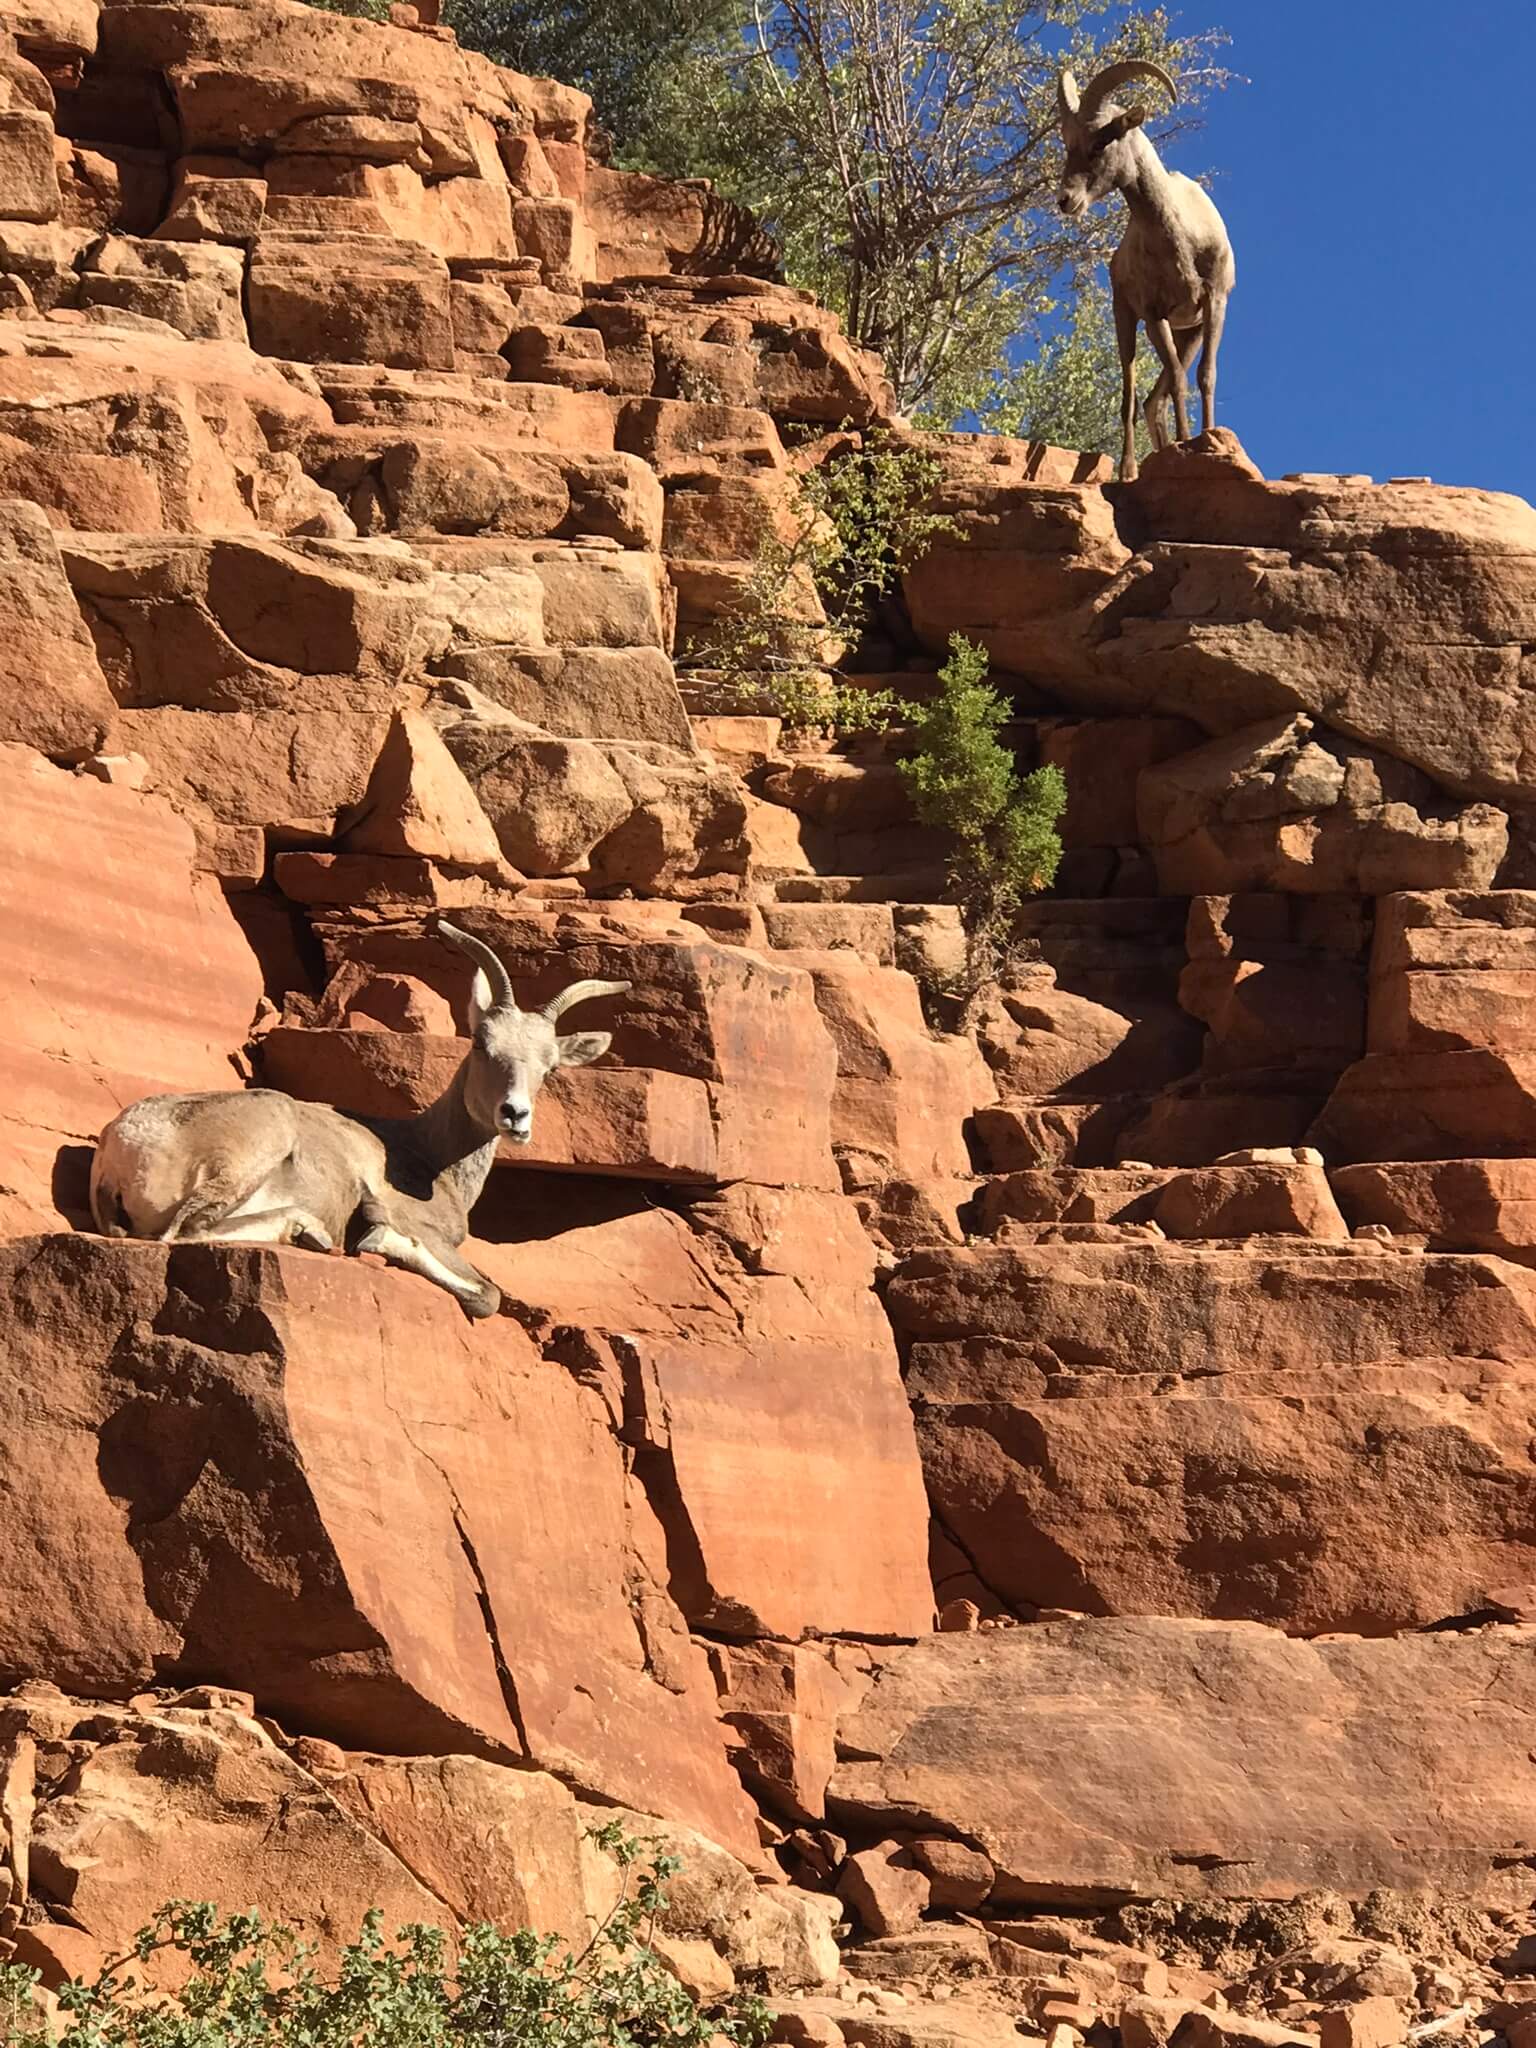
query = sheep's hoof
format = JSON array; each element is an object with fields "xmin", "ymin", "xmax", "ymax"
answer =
[{"xmin": 461, "ymin": 1284, "xmax": 501, "ymax": 1321}]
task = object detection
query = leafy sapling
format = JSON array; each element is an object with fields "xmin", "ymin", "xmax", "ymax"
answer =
[{"xmin": 900, "ymin": 634, "xmax": 1066, "ymax": 996}]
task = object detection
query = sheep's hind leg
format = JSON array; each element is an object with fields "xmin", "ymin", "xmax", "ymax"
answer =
[
  {"xmin": 159, "ymin": 1175, "xmax": 268, "ymax": 1242},
  {"xmin": 1113, "ymin": 294, "xmax": 1141, "ymax": 481},
  {"xmin": 174, "ymin": 1208, "xmax": 332, "ymax": 1248},
  {"xmin": 1147, "ymin": 317, "xmax": 1190, "ymax": 443},
  {"xmin": 1147, "ymin": 329, "xmax": 1200, "ymax": 448},
  {"xmin": 354, "ymin": 1216, "xmax": 501, "ymax": 1320},
  {"xmin": 161, "ymin": 1169, "xmax": 334, "ymax": 1252}
]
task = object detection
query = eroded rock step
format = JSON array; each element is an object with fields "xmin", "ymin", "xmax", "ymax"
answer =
[{"xmin": 891, "ymin": 1234, "xmax": 1536, "ymax": 1634}]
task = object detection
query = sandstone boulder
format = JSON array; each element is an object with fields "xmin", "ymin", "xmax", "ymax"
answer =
[
  {"xmin": 1150, "ymin": 1161, "xmax": 1349, "ymax": 1240},
  {"xmin": 338, "ymin": 704, "xmax": 503, "ymax": 866},
  {"xmin": 5, "ymin": 1685, "xmax": 800, "ymax": 1981},
  {"xmin": 1312, "ymin": 1050, "xmax": 1536, "ymax": 1163},
  {"xmin": 839, "ymin": 1840, "xmax": 930, "ymax": 1938},
  {"xmin": 440, "ymin": 644, "xmax": 692, "ymax": 747},
  {"xmin": 585, "ymin": 740, "xmax": 749, "ymax": 893},
  {"xmin": 330, "ymin": 1752, "xmax": 589, "ymax": 1941},
  {"xmin": 903, "ymin": 471, "xmax": 1127, "ymax": 685},
  {"xmin": 79, "ymin": 233, "xmax": 246, "ymax": 341},
  {"xmin": 710, "ymin": 1639, "xmax": 863, "ymax": 1825},
  {"xmin": 483, "ymin": 1187, "xmax": 933, "ymax": 1644},
  {"xmin": 441, "ymin": 717, "xmax": 636, "ymax": 875},
  {"xmin": 24, "ymin": 1701, "xmax": 445, "ymax": 1962},
  {"xmin": 1331, "ymin": 1158, "xmax": 1536, "ymax": 1265},
  {"xmin": 907, "ymin": 447, "xmax": 1536, "ymax": 811},
  {"xmin": 1180, "ymin": 892, "xmax": 1368, "ymax": 1080},
  {"xmin": 575, "ymin": 1798, "xmax": 839, "ymax": 1988},
  {"xmin": 0, "ymin": 318, "xmax": 332, "ymax": 531},
  {"xmin": 1042, "ymin": 714, "xmax": 1200, "ymax": 849},
  {"xmin": 0, "ymin": 1236, "xmax": 760, "ymax": 1856},
  {"xmin": 976, "ymin": 1165, "xmax": 1171, "ymax": 1235},
  {"xmin": 973, "ymin": 972, "xmax": 1200, "ymax": 1102},
  {"xmin": 785, "ymin": 953, "xmax": 994, "ymax": 1186}
]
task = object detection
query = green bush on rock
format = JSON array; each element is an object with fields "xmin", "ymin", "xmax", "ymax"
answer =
[
  {"xmin": 901, "ymin": 635, "xmax": 1066, "ymax": 995},
  {"xmin": 0, "ymin": 1827, "xmax": 772, "ymax": 2048}
]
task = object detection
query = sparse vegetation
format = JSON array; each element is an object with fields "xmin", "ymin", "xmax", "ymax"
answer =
[
  {"xmin": 0, "ymin": 1828, "xmax": 770, "ymax": 2048},
  {"xmin": 692, "ymin": 444, "xmax": 1063, "ymax": 988},
  {"xmin": 692, "ymin": 431, "xmax": 954, "ymax": 732}
]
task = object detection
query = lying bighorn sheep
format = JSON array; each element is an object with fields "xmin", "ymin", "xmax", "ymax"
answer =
[
  {"xmin": 89, "ymin": 922, "xmax": 629, "ymax": 1320},
  {"xmin": 1056, "ymin": 59, "xmax": 1235, "ymax": 481}
]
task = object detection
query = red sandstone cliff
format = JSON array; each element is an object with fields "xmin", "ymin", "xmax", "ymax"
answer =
[{"xmin": 0, "ymin": 1, "xmax": 1535, "ymax": 2041}]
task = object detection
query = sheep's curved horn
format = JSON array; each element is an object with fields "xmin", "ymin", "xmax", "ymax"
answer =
[
  {"xmin": 1078, "ymin": 58, "xmax": 1177, "ymax": 122},
  {"xmin": 543, "ymin": 978, "xmax": 632, "ymax": 1024},
  {"xmin": 437, "ymin": 920, "xmax": 516, "ymax": 1013},
  {"xmin": 1057, "ymin": 68, "xmax": 1081, "ymax": 118}
]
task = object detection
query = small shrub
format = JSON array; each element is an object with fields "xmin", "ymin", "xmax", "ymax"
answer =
[
  {"xmin": 302, "ymin": 0, "xmax": 394, "ymax": 21},
  {"xmin": 900, "ymin": 634, "xmax": 1066, "ymax": 997},
  {"xmin": 692, "ymin": 431, "xmax": 955, "ymax": 731},
  {"xmin": 0, "ymin": 1826, "xmax": 771, "ymax": 2048}
]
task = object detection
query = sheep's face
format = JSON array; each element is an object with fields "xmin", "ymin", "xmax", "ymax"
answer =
[
  {"xmin": 465, "ymin": 993, "xmax": 613, "ymax": 1144},
  {"xmin": 1058, "ymin": 103, "xmax": 1147, "ymax": 215}
]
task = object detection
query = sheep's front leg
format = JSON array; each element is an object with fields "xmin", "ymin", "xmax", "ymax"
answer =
[
  {"xmin": 1198, "ymin": 291, "xmax": 1228, "ymax": 435},
  {"xmin": 354, "ymin": 1210, "xmax": 501, "ymax": 1320},
  {"xmin": 1147, "ymin": 316, "xmax": 1189, "ymax": 443},
  {"xmin": 1113, "ymin": 293, "xmax": 1141, "ymax": 482}
]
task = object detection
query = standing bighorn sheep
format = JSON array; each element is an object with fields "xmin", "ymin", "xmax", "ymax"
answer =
[
  {"xmin": 1056, "ymin": 59, "xmax": 1235, "ymax": 481},
  {"xmin": 89, "ymin": 922, "xmax": 629, "ymax": 1321}
]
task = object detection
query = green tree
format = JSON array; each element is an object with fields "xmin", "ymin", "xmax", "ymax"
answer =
[
  {"xmin": 442, "ymin": 0, "xmax": 745, "ymax": 150},
  {"xmin": 0, "ymin": 1829, "xmax": 771, "ymax": 2048},
  {"xmin": 633, "ymin": 0, "xmax": 1226, "ymax": 424}
]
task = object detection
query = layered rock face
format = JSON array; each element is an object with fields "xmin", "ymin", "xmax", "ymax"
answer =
[{"xmin": 1, "ymin": 4, "xmax": 1536, "ymax": 2044}]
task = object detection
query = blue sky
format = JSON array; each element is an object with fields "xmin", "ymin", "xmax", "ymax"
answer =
[{"xmin": 1153, "ymin": 0, "xmax": 1536, "ymax": 502}]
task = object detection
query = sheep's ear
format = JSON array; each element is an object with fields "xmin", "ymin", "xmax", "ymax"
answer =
[
  {"xmin": 468, "ymin": 966, "xmax": 496, "ymax": 1029},
  {"xmin": 1098, "ymin": 106, "xmax": 1147, "ymax": 144},
  {"xmin": 555, "ymin": 1029, "xmax": 612, "ymax": 1068}
]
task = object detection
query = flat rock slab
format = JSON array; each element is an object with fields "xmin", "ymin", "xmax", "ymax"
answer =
[{"xmin": 829, "ymin": 1621, "xmax": 1536, "ymax": 1907}]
